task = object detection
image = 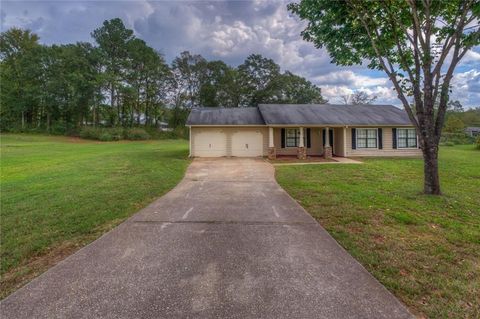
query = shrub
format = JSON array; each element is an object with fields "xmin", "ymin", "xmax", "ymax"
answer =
[
  {"xmin": 173, "ymin": 126, "xmax": 189, "ymax": 139},
  {"xmin": 440, "ymin": 132, "xmax": 474, "ymax": 145},
  {"xmin": 443, "ymin": 142, "xmax": 455, "ymax": 147},
  {"xmin": 79, "ymin": 127, "xmax": 101, "ymax": 140},
  {"xmin": 124, "ymin": 128, "xmax": 150, "ymax": 140},
  {"xmin": 476, "ymin": 136, "xmax": 480, "ymax": 150},
  {"xmin": 144, "ymin": 126, "xmax": 187, "ymax": 140},
  {"xmin": 99, "ymin": 132, "xmax": 114, "ymax": 141},
  {"xmin": 108, "ymin": 127, "xmax": 124, "ymax": 141},
  {"xmin": 79, "ymin": 126, "xmax": 184, "ymax": 141},
  {"xmin": 80, "ymin": 127, "xmax": 122, "ymax": 141},
  {"xmin": 49, "ymin": 122, "xmax": 67, "ymax": 135}
]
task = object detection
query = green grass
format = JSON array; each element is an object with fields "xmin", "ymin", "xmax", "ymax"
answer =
[
  {"xmin": 0, "ymin": 134, "xmax": 189, "ymax": 297},
  {"xmin": 276, "ymin": 145, "xmax": 480, "ymax": 318}
]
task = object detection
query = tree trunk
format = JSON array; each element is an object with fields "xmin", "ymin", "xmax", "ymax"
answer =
[
  {"xmin": 93, "ymin": 104, "xmax": 96, "ymax": 128},
  {"xmin": 47, "ymin": 112, "xmax": 51, "ymax": 133},
  {"xmin": 422, "ymin": 143, "xmax": 441, "ymax": 195}
]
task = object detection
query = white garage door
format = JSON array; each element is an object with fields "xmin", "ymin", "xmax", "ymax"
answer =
[
  {"xmin": 232, "ymin": 131, "xmax": 263, "ymax": 157},
  {"xmin": 193, "ymin": 130, "xmax": 227, "ymax": 157}
]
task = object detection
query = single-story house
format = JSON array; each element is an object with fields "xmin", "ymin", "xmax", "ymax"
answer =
[
  {"xmin": 465, "ymin": 127, "xmax": 480, "ymax": 137},
  {"xmin": 186, "ymin": 104, "xmax": 422, "ymax": 159}
]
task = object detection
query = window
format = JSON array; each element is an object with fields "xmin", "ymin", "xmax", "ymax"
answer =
[
  {"xmin": 357, "ymin": 128, "xmax": 377, "ymax": 148},
  {"xmin": 285, "ymin": 128, "xmax": 300, "ymax": 147},
  {"xmin": 285, "ymin": 128, "xmax": 308, "ymax": 147},
  {"xmin": 397, "ymin": 128, "xmax": 417, "ymax": 148}
]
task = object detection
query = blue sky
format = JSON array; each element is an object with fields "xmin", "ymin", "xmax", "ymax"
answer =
[{"xmin": 2, "ymin": 0, "xmax": 479, "ymax": 107}]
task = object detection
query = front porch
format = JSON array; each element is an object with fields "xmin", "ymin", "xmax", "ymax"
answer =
[{"xmin": 267, "ymin": 126, "xmax": 346, "ymax": 160}]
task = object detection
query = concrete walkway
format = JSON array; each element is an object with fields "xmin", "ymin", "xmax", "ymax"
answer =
[
  {"xmin": 272, "ymin": 157, "xmax": 363, "ymax": 166},
  {"xmin": 1, "ymin": 158, "xmax": 412, "ymax": 319}
]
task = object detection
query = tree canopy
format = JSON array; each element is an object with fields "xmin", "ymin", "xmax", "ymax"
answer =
[
  {"xmin": 0, "ymin": 20, "xmax": 327, "ymax": 133},
  {"xmin": 289, "ymin": 0, "xmax": 479, "ymax": 194}
]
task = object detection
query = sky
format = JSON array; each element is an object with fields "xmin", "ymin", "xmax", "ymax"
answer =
[{"xmin": 1, "ymin": 0, "xmax": 479, "ymax": 108}]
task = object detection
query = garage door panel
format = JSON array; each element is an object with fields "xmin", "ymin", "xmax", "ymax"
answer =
[
  {"xmin": 194, "ymin": 131, "xmax": 227, "ymax": 157},
  {"xmin": 232, "ymin": 131, "xmax": 263, "ymax": 157}
]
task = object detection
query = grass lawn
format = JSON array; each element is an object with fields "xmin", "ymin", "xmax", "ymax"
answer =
[
  {"xmin": 276, "ymin": 145, "xmax": 480, "ymax": 318},
  {"xmin": 0, "ymin": 134, "xmax": 189, "ymax": 298}
]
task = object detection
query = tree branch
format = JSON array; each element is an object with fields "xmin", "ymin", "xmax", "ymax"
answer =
[
  {"xmin": 350, "ymin": 3, "xmax": 419, "ymax": 130},
  {"xmin": 407, "ymin": 0, "xmax": 427, "ymax": 53}
]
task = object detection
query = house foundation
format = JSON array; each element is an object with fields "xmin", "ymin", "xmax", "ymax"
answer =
[
  {"xmin": 268, "ymin": 147, "xmax": 276, "ymax": 160},
  {"xmin": 323, "ymin": 146, "xmax": 333, "ymax": 159}
]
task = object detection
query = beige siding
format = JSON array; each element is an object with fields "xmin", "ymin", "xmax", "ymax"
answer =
[
  {"xmin": 191, "ymin": 126, "xmax": 422, "ymax": 158},
  {"xmin": 345, "ymin": 127, "xmax": 422, "ymax": 157},
  {"xmin": 190, "ymin": 126, "xmax": 268, "ymax": 157},
  {"xmin": 333, "ymin": 127, "xmax": 346, "ymax": 157}
]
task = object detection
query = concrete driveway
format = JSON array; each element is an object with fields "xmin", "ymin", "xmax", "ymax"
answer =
[{"xmin": 1, "ymin": 158, "xmax": 413, "ymax": 319}]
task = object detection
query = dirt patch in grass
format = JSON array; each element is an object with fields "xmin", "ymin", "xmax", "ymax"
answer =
[
  {"xmin": 0, "ymin": 241, "xmax": 80, "ymax": 299},
  {"xmin": 0, "ymin": 217, "xmax": 127, "ymax": 299}
]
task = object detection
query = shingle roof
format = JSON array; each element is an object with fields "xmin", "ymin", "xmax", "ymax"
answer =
[
  {"xmin": 258, "ymin": 104, "xmax": 412, "ymax": 126},
  {"xmin": 186, "ymin": 104, "xmax": 413, "ymax": 126},
  {"xmin": 186, "ymin": 107, "xmax": 265, "ymax": 125}
]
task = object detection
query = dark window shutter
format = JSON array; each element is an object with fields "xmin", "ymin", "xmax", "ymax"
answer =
[
  {"xmin": 322, "ymin": 129, "xmax": 326, "ymax": 146},
  {"xmin": 378, "ymin": 128, "xmax": 383, "ymax": 149},
  {"xmin": 329, "ymin": 129, "xmax": 334, "ymax": 147},
  {"xmin": 306, "ymin": 128, "xmax": 311, "ymax": 148},
  {"xmin": 392, "ymin": 128, "xmax": 397, "ymax": 149},
  {"xmin": 351, "ymin": 128, "xmax": 356, "ymax": 149},
  {"xmin": 281, "ymin": 128, "xmax": 285, "ymax": 148}
]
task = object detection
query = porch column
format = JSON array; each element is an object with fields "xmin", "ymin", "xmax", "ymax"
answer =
[
  {"xmin": 298, "ymin": 127, "xmax": 306, "ymax": 159},
  {"xmin": 324, "ymin": 126, "xmax": 333, "ymax": 159},
  {"xmin": 267, "ymin": 127, "xmax": 276, "ymax": 159},
  {"xmin": 324, "ymin": 126, "xmax": 330, "ymax": 147},
  {"xmin": 299, "ymin": 127, "xmax": 304, "ymax": 147}
]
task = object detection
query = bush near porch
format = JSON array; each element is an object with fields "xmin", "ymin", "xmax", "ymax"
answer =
[{"xmin": 276, "ymin": 145, "xmax": 480, "ymax": 318}]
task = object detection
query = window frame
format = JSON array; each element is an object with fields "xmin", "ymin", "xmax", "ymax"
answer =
[
  {"xmin": 284, "ymin": 128, "xmax": 308, "ymax": 148},
  {"xmin": 285, "ymin": 128, "xmax": 300, "ymax": 148},
  {"xmin": 397, "ymin": 128, "xmax": 418, "ymax": 149},
  {"xmin": 356, "ymin": 128, "xmax": 378, "ymax": 149}
]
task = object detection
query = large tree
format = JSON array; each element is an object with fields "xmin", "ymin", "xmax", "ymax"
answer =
[
  {"xmin": 0, "ymin": 28, "xmax": 41, "ymax": 128},
  {"xmin": 289, "ymin": 0, "xmax": 480, "ymax": 194},
  {"xmin": 171, "ymin": 51, "xmax": 207, "ymax": 109},
  {"xmin": 274, "ymin": 71, "xmax": 327, "ymax": 104},
  {"xmin": 237, "ymin": 54, "xmax": 281, "ymax": 106},
  {"xmin": 91, "ymin": 18, "xmax": 134, "ymax": 124},
  {"xmin": 199, "ymin": 60, "xmax": 240, "ymax": 108}
]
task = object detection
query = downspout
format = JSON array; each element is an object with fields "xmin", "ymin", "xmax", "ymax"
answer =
[{"xmin": 188, "ymin": 125, "xmax": 192, "ymax": 158}]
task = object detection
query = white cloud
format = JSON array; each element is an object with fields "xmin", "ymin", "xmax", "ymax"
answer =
[
  {"xmin": 1, "ymin": 0, "xmax": 478, "ymax": 107},
  {"xmin": 451, "ymin": 69, "xmax": 480, "ymax": 108}
]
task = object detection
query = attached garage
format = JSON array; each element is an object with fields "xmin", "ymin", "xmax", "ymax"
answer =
[
  {"xmin": 188, "ymin": 107, "xmax": 267, "ymax": 158},
  {"xmin": 192, "ymin": 129, "xmax": 227, "ymax": 157},
  {"xmin": 231, "ymin": 130, "xmax": 263, "ymax": 157},
  {"xmin": 190, "ymin": 127, "xmax": 266, "ymax": 157}
]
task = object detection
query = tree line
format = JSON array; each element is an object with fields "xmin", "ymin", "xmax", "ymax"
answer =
[
  {"xmin": 444, "ymin": 100, "xmax": 480, "ymax": 133},
  {"xmin": 0, "ymin": 18, "xmax": 326, "ymax": 134}
]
